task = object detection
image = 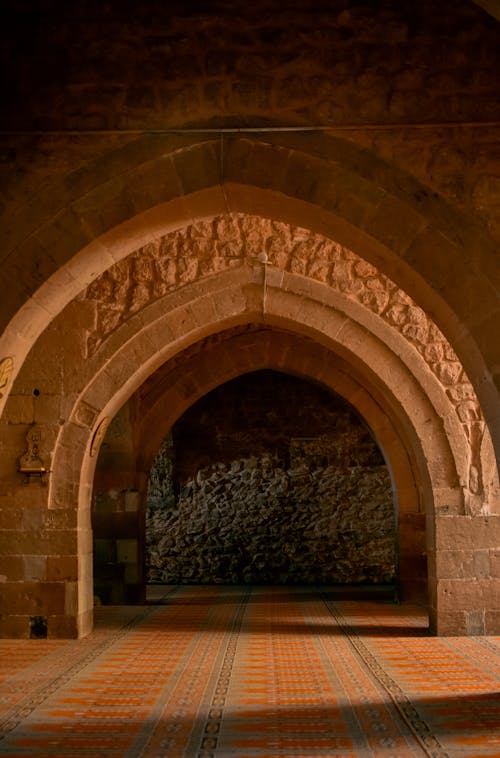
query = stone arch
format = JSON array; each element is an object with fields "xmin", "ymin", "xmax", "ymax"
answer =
[
  {"xmin": 1, "ymin": 163, "xmax": 498, "ymax": 639},
  {"xmin": 41, "ymin": 206, "xmax": 494, "ymax": 515},
  {"xmin": 38, "ymin": 262, "xmax": 475, "ymax": 636},
  {"xmin": 55, "ymin": 267, "xmax": 468, "ymax": 508},
  {"xmin": 134, "ymin": 328, "xmax": 418, "ymax": 492},
  {"xmin": 67, "ymin": 211, "xmax": 494, "ymax": 515},
  {"xmin": 1, "ymin": 135, "xmax": 498, "ymax": 465},
  {"xmin": 63, "ymin": 270, "xmax": 468, "ymax": 512},
  {"xmin": 128, "ymin": 328, "xmax": 424, "ymax": 599},
  {"xmin": 87, "ymin": 316, "xmax": 431, "ymax": 617}
]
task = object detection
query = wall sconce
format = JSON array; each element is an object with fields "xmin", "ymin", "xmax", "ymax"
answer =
[{"xmin": 18, "ymin": 424, "xmax": 48, "ymax": 484}]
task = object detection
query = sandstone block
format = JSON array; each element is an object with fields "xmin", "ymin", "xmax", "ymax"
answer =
[
  {"xmin": 71, "ymin": 177, "xmax": 136, "ymax": 240},
  {"xmin": 4, "ymin": 395, "xmax": 35, "ymax": 425},
  {"xmin": 23, "ymin": 555, "xmax": 47, "ymax": 581},
  {"xmin": 485, "ymin": 610, "xmax": 500, "ymax": 635},
  {"xmin": 465, "ymin": 609, "xmax": 485, "ymax": 635},
  {"xmin": 224, "ymin": 138, "xmax": 289, "ymax": 192},
  {"xmin": 0, "ymin": 615, "xmax": 30, "ymax": 639},
  {"xmin": 46, "ymin": 556, "xmax": 78, "ymax": 581},
  {"xmin": 435, "ymin": 550, "xmax": 473, "ymax": 580},
  {"xmin": 436, "ymin": 578, "xmax": 500, "ymax": 613},
  {"xmin": 473, "ymin": 549, "xmax": 491, "ymax": 579},
  {"xmin": 403, "ymin": 228, "xmax": 465, "ymax": 293},
  {"xmin": 0, "ymin": 581, "xmax": 64, "ymax": 615},
  {"xmin": 435, "ymin": 516, "xmax": 500, "ymax": 550},
  {"xmin": 363, "ymin": 195, "xmax": 426, "ymax": 254},
  {"xmin": 35, "ymin": 208, "xmax": 93, "ymax": 271},
  {"xmin": 433, "ymin": 610, "xmax": 467, "ymax": 636},
  {"xmin": 491, "ymin": 550, "xmax": 500, "ymax": 578},
  {"xmin": 0, "ymin": 509, "xmax": 23, "ymax": 530},
  {"xmin": 0, "ymin": 556, "xmax": 24, "ymax": 581},
  {"xmin": 173, "ymin": 140, "xmax": 221, "ymax": 196},
  {"xmin": 128, "ymin": 155, "xmax": 184, "ymax": 212},
  {"xmin": 48, "ymin": 614, "xmax": 79, "ymax": 639}
]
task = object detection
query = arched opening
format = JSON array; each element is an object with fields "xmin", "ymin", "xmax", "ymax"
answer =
[
  {"xmin": 2, "ymin": 136, "xmax": 499, "ymax": 470},
  {"xmin": 2, "ymin": 186, "xmax": 497, "ymax": 638},
  {"xmin": 5, "ymin": 233, "xmax": 490, "ymax": 635},
  {"xmin": 89, "ymin": 316, "xmax": 431, "ymax": 617},
  {"xmin": 145, "ymin": 370, "xmax": 397, "ymax": 590}
]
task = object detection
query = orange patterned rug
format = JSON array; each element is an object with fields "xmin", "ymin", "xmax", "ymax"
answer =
[{"xmin": 0, "ymin": 586, "xmax": 499, "ymax": 757}]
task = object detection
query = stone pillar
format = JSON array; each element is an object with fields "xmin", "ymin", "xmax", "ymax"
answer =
[
  {"xmin": 0, "ymin": 484, "xmax": 87, "ymax": 639},
  {"xmin": 430, "ymin": 515, "xmax": 500, "ymax": 635},
  {"xmin": 92, "ymin": 405, "xmax": 146, "ymax": 605},
  {"xmin": 92, "ymin": 489, "xmax": 145, "ymax": 605}
]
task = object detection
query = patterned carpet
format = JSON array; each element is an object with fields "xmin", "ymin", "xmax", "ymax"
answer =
[{"xmin": 0, "ymin": 586, "xmax": 499, "ymax": 757}]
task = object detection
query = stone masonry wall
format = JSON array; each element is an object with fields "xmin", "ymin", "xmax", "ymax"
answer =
[
  {"xmin": 146, "ymin": 371, "xmax": 395, "ymax": 585},
  {"xmin": 1, "ymin": 0, "xmax": 499, "ymax": 243}
]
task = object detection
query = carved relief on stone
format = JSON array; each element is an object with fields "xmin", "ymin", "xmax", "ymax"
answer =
[
  {"xmin": 81, "ymin": 213, "xmax": 485, "ymax": 505},
  {"xmin": 0, "ymin": 357, "xmax": 14, "ymax": 401}
]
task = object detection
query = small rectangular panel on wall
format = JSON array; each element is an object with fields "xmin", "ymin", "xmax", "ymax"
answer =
[{"xmin": 116, "ymin": 538, "xmax": 138, "ymax": 564}]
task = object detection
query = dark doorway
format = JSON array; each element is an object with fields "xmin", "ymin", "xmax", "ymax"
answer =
[{"xmin": 146, "ymin": 371, "xmax": 396, "ymax": 587}]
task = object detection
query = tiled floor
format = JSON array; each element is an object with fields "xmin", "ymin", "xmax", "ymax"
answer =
[{"xmin": 0, "ymin": 586, "xmax": 499, "ymax": 757}]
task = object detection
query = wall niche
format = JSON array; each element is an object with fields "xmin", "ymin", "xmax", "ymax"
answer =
[{"xmin": 146, "ymin": 370, "xmax": 395, "ymax": 586}]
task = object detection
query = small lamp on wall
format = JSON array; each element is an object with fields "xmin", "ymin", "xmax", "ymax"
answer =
[
  {"xmin": 18, "ymin": 424, "xmax": 48, "ymax": 484},
  {"xmin": 18, "ymin": 389, "xmax": 48, "ymax": 484}
]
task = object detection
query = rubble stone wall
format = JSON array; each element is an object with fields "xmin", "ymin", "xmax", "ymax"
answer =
[{"xmin": 146, "ymin": 371, "xmax": 395, "ymax": 585}]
